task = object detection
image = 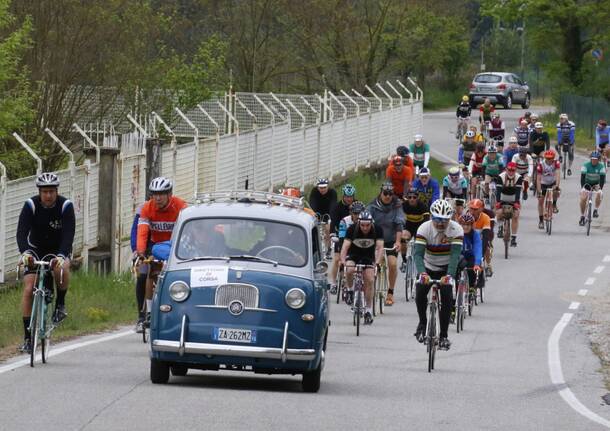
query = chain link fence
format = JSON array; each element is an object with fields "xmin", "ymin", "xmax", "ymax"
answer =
[{"xmin": 559, "ymin": 94, "xmax": 610, "ymax": 139}]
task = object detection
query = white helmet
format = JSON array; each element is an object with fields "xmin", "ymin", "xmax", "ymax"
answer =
[
  {"xmin": 509, "ymin": 136, "xmax": 518, "ymax": 144},
  {"xmin": 534, "ymin": 122, "xmax": 543, "ymax": 129},
  {"xmin": 414, "ymin": 134, "xmax": 423, "ymax": 142},
  {"xmin": 430, "ymin": 199, "xmax": 454, "ymax": 220},
  {"xmin": 35, "ymin": 172, "xmax": 60, "ymax": 188},
  {"xmin": 559, "ymin": 113, "xmax": 568, "ymax": 120},
  {"xmin": 465, "ymin": 130, "xmax": 475, "ymax": 138},
  {"xmin": 149, "ymin": 177, "xmax": 173, "ymax": 193}
]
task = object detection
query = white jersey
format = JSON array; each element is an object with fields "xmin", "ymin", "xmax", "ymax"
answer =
[
  {"xmin": 511, "ymin": 153, "xmax": 533, "ymax": 177},
  {"xmin": 537, "ymin": 159, "xmax": 561, "ymax": 186},
  {"xmin": 415, "ymin": 220, "xmax": 464, "ymax": 272}
]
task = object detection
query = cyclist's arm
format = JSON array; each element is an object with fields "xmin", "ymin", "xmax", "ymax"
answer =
[
  {"xmin": 423, "ymin": 145, "xmax": 430, "ymax": 167},
  {"xmin": 600, "ymin": 173, "xmax": 606, "ymax": 189},
  {"xmin": 137, "ymin": 204, "xmax": 151, "ymax": 255},
  {"xmin": 130, "ymin": 212, "xmax": 140, "ymax": 252},
  {"xmin": 374, "ymin": 239, "xmax": 384, "ymax": 265},
  {"xmin": 16, "ymin": 199, "xmax": 35, "ymax": 254},
  {"xmin": 431, "ymin": 180, "xmax": 440, "ymax": 203},
  {"xmin": 527, "ymin": 157, "xmax": 534, "ymax": 178},
  {"xmin": 413, "ymin": 237, "xmax": 426, "ymax": 274},
  {"xmin": 447, "ymin": 234, "xmax": 464, "ymax": 277},
  {"xmin": 596, "ymin": 129, "xmax": 601, "ymax": 147},
  {"xmin": 339, "ymin": 238, "xmax": 351, "ymax": 263},
  {"xmin": 569, "ymin": 126, "xmax": 576, "ymax": 144},
  {"xmin": 473, "ymin": 231, "xmax": 482, "ymax": 267},
  {"xmin": 468, "ymin": 157, "xmax": 475, "ymax": 174},
  {"xmin": 458, "ymin": 145, "xmax": 464, "ymax": 164},
  {"xmin": 58, "ymin": 200, "xmax": 76, "ymax": 258},
  {"xmin": 580, "ymin": 172, "xmax": 586, "ymax": 188}
]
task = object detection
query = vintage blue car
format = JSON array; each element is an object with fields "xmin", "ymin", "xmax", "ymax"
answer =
[{"xmin": 149, "ymin": 191, "xmax": 330, "ymax": 392}]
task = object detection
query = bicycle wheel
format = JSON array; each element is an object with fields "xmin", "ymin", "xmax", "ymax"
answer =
[
  {"xmin": 504, "ymin": 219, "xmax": 510, "ymax": 259},
  {"xmin": 41, "ymin": 302, "xmax": 51, "ymax": 364},
  {"xmin": 456, "ymin": 296, "xmax": 462, "ymax": 334},
  {"xmin": 335, "ymin": 268, "xmax": 343, "ymax": 304},
  {"xmin": 372, "ymin": 276, "xmax": 378, "ymax": 317},
  {"xmin": 405, "ymin": 257, "xmax": 411, "ymax": 302},
  {"xmin": 468, "ymin": 291, "xmax": 474, "ymax": 316},
  {"xmin": 586, "ymin": 200, "xmax": 593, "ymax": 236},
  {"xmin": 427, "ymin": 306, "xmax": 436, "ymax": 373},
  {"xmin": 29, "ymin": 296, "xmax": 40, "ymax": 368},
  {"xmin": 355, "ymin": 292, "xmax": 361, "ymax": 337}
]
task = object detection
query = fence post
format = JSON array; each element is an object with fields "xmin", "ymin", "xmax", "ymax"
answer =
[
  {"xmin": 253, "ymin": 95, "xmax": 277, "ymax": 192},
  {"xmin": 0, "ymin": 161, "xmax": 6, "ymax": 283},
  {"xmin": 329, "ymin": 91, "xmax": 348, "ymax": 176},
  {"xmin": 317, "ymin": 95, "xmax": 335, "ymax": 179},
  {"xmin": 81, "ymin": 159, "xmax": 91, "ymax": 270},
  {"xmin": 12, "ymin": 133, "xmax": 42, "ymax": 175},
  {"xmin": 341, "ymin": 90, "xmax": 361, "ymax": 172},
  {"xmin": 175, "ymin": 108, "xmax": 200, "ymax": 199},
  {"xmin": 236, "ymin": 97, "xmax": 258, "ymax": 190},
  {"xmin": 45, "ymin": 128, "xmax": 76, "ymax": 199},
  {"xmin": 73, "ymin": 123, "xmax": 100, "ymax": 163},
  {"xmin": 365, "ymin": 86, "xmax": 383, "ymax": 164},
  {"xmin": 151, "ymin": 112, "xmax": 177, "ymax": 181},
  {"xmin": 353, "ymin": 89, "xmax": 372, "ymax": 168},
  {"xmin": 386, "ymin": 81, "xmax": 403, "ymax": 106},
  {"xmin": 216, "ymin": 102, "xmax": 240, "ymax": 190},
  {"xmin": 407, "ymin": 77, "xmax": 424, "ymax": 101},
  {"xmin": 396, "ymin": 80, "xmax": 414, "ymax": 104},
  {"xmin": 286, "ymin": 99, "xmax": 307, "ymax": 189}
]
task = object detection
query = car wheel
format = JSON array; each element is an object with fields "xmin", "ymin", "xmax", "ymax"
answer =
[
  {"xmin": 302, "ymin": 364, "xmax": 322, "ymax": 393},
  {"xmin": 521, "ymin": 93, "xmax": 531, "ymax": 109},
  {"xmin": 170, "ymin": 365, "xmax": 188, "ymax": 377},
  {"xmin": 150, "ymin": 358, "xmax": 170, "ymax": 384},
  {"xmin": 503, "ymin": 94, "xmax": 512, "ymax": 109}
]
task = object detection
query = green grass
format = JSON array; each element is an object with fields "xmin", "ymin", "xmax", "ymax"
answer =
[
  {"xmin": 423, "ymin": 87, "xmax": 464, "ymax": 111},
  {"xmin": 0, "ymin": 271, "xmax": 136, "ymax": 354},
  {"xmin": 539, "ymin": 111, "xmax": 596, "ymax": 152}
]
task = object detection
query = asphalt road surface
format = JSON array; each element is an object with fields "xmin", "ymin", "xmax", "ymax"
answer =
[{"xmin": 2, "ymin": 106, "xmax": 610, "ymax": 431}]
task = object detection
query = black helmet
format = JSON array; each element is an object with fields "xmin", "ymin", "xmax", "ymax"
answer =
[
  {"xmin": 380, "ymin": 181, "xmax": 394, "ymax": 192},
  {"xmin": 350, "ymin": 201, "xmax": 365, "ymax": 214},
  {"xmin": 396, "ymin": 145, "xmax": 409, "ymax": 157}
]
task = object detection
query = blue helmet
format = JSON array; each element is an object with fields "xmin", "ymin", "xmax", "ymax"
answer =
[
  {"xmin": 342, "ymin": 183, "xmax": 356, "ymax": 197},
  {"xmin": 396, "ymin": 145, "xmax": 410, "ymax": 157},
  {"xmin": 591, "ymin": 151, "xmax": 601, "ymax": 159}
]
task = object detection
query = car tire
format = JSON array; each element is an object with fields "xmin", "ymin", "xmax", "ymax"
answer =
[
  {"xmin": 503, "ymin": 94, "xmax": 512, "ymax": 109},
  {"xmin": 150, "ymin": 358, "xmax": 170, "ymax": 384},
  {"xmin": 170, "ymin": 365, "xmax": 188, "ymax": 377},
  {"xmin": 302, "ymin": 365, "xmax": 322, "ymax": 393},
  {"xmin": 521, "ymin": 93, "xmax": 531, "ymax": 109}
]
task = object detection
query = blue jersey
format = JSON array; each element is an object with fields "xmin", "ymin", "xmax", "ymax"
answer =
[
  {"xmin": 412, "ymin": 178, "xmax": 440, "ymax": 208},
  {"xmin": 503, "ymin": 147, "xmax": 519, "ymax": 166},
  {"xmin": 130, "ymin": 204, "xmax": 143, "ymax": 252},
  {"xmin": 557, "ymin": 121, "xmax": 575, "ymax": 145},
  {"xmin": 596, "ymin": 126, "xmax": 610, "ymax": 147},
  {"xmin": 461, "ymin": 230, "xmax": 482, "ymax": 266}
]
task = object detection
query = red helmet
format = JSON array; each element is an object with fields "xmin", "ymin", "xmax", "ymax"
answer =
[
  {"xmin": 506, "ymin": 161, "xmax": 517, "ymax": 171},
  {"xmin": 544, "ymin": 150, "xmax": 555, "ymax": 160},
  {"xmin": 469, "ymin": 198, "xmax": 484, "ymax": 210}
]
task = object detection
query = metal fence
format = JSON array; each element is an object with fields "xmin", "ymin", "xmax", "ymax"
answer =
[
  {"xmin": 559, "ymin": 94, "xmax": 610, "ymax": 139},
  {"xmin": 1, "ymin": 79, "xmax": 424, "ymax": 276}
]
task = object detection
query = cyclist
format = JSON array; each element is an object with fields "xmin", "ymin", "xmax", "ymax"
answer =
[
  {"xmin": 595, "ymin": 120, "xmax": 609, "ymax": 166},
  {"xmin": 556, "ymin": 113, "xmax": 576, "ymax": 176},
  {"xmin": 536, "ymin": 150, "xmax": 561, "ymax": 228},
  {"xmin": 488, "ymin": 112, "xmax": 506, "ymax": 151},
  {"xmin": 411, "ymin": 167, "xmax": 440, "ymax": 208},
  {"xmin": 514, "ymin": 119, "xmax": 530, "ymax": 148},
  {"xmin": 528, "ymin": 113, "xmax": 540, "ymax": 133},
  {"xmin": 456, "ymin": 95, "xmax": 471, "ymax": 139},
  {"xmin": 468, "ymin": 142, "xmax": 487, "ymax": 199},
  {"xmin": 130, "ymin": 204, "xmax": 149, "ymax": 332},
  {"xmin": 367, "ymin": 182, "xmax": 404, "ymax": 306},
  {"xmin": 468, "ymin": 125, "xmax": 485, "ymax": 144},
  {"xmin": 518, "ymin": 111, "xmax": 532, "ymax": 125},
  {"xmin": 456, "ymin": 212, "xmax": 483, "ymax": 291},
  {"xmin": 340, "ymin": 210, "xmax": 384, "ymax": 325},
  {"xmin": 483, "ymin": 144, "xmax": 505, "ymax": 200},
  {"xmin": 309, "ymin": 178, "xmax": 338, "ymax": 258},
  {"xmin": 495, "ymin": 162, "xmax": 523, "ymax": 247},
  {"xmin": 579, "ymin": 151, "xmax": 606, "ymax": 225},
  {"xmin": 503, "ymin": 136, "xmax": 519, "ymax": 166},
  {"xmin": 478, "ymin": 98, "xmax": 495, "ymax": 127},
  {"xmin": 442, "ymin": 166, "xmax": 468, "ymax": 199},
  {"xmin": 459, "ymin": 130, "xmax": 478, "ymax": 166},
  {"xmin": 413, "ymin": 199, "xmax": 463, "ymax": 350},
  {"xmin": 512, "ymin": 146, "xmax": 534, "ymax": 200},
  {"xmin": 529, "ymin": 122, "xmax": 550, "ymax": 157},
  {"xmin": 329, "ymin": 184, "xmax": 356, "ymax": 293},
  {"xmin": 136, "ymin": 177, "xmax": 187, "ymax": 326},
  {"xmin": 409, "ymin": 134, "xmax": 430, "ymax": 174},
  {"xmin": 386, "ymin": 155, "xmax": 414, "ymax": 198},
  {"xmin": 401, "ymin": 188, "xmax": 430, "ymax": 272},
  {"xmin": 469, "ymin": 198, "xmax": 494, "ymax": 277},
  {"xmin": 16, "ymin": 173, "xmax": 75, "ymax": 352},
  {"xmin": 334, "ymin": 201, "xmax": 365, "ymax": 302}
]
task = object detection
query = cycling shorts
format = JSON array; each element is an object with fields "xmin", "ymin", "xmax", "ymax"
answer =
[
  {"xmin": 540, "ymin": 183, "xmax": 556, "ymax": 196},
  {"xmin": 384, "ymin": 242, "xmax": 398, "ymax": 257},
  {"xmin": 346, "ymin": 256, "xmax": 375, "ymax": 267}
]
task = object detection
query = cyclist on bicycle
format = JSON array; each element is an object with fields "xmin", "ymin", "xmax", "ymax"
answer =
[
  {"xmin": 130, "ymin": 204, "xmax": 149, "ymax": 331},
  {"xmin": 413, "ymin": 199, "xmax": 463, "ymax": 350},
  {"xmin": 16, "ymin": 173, "xmax": 75, "ymax": 352},
  {"xmin": 340, "ymin": 211, "xmax": 384, "ymax": 325},
  {"xmin": 529, "ymin": 122, "xmax": 550, "ymax": 157},
  {"xmin": 518, "ymin": 111, "xmax": 532, "ymax": 125},
  {"xmin": 528, "ymin": 113, "xmax": 540, "ymax": 133},
  {"xmin": 442, "ymin": 166, "xmax": 468, "ymax": 199},
  {"xmin": 512, "ymin": 146, "xmax": 534, "ymax": 200},
  {"xmin": 456, "ymin": 96, "xmax": 471, "ymax": 139},
  {"xmin": 386, "ymin": 155, "xmax": 414, "ymax": 198},
  {"xmin": 459, "ymin": 130, "xmax": 478, "ymax": 166},
  {"xmin": 136, "ymin": 177, "xmax": 187, "ymax": 328},
  {"xmin": 478, "ymin": 98, "xmax": 495, "ymax": 126},
  {"xmin": 596, "ymin": 120, "xmax": 610, "ymax": 167},
  {"xmin": 468, "ymin": 142, "xmax": 487, "ymax": 199},
  {"xmin": 536, "ymin": 150, "xmax": 561, "ymax": 229},
  {"xmin": 367, "ymin": 182, "xmax": 404, "ymax": 306},
  {"xmin": 394, "ymin": 145, "xmax": 415, "ymax": 170},
  {"xmin": 329, "ymin": 184, "xmax": 356, "ymax": 293},
  {"xmin": 409, "ymin": 134, "xmax": 430, "ymax": 174},
  {"xmin": 468, "ymin": 198, "xmax": 494, "ymax": 277},
  {"xmin": 483, "ymin": 144, "xmax": 505, "ymax": 200},
  {"xmin": 488, "ymin": 112, "xmax": 505, "ymax": 151},
  {"xmin": 309, "ymin": 178, "xmax": 338, "ymax": 258},
  {"xmin": 401, "ymin": 188, "xmax": 430, "ymax": 272},
  {"xmin": 514, "ymin": 119, "xmax": 530, "ymax": 148},
  {"xmin": 556, "ymin": 113, "xmax": 576, "ymax": 176},
  {"xmin": 495, "ymin": 162, "xmax": 523, "ymax": 246},
  {"xmin": 579, "ymin": 151, "xmax": 606, "ymax": 225},
  {"xmin": 333, "ymin": 201, "xmax": 365, "ymax": 301},
  {"xmin": 502, "ymin": 136, "xmax": 519, "ymax": 166},
  {"xmin": 457, "ymin": 213, "xmax": 483, "ymax": 289},
  {"xmin": 411, "ymin": 167, "xmax": 440, "ymax": 209}
]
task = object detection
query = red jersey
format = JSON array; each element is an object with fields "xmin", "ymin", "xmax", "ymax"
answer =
[
  {"xmin": 386, "ymin": 164, "xmax": 413, "ymax": 196},
  {"xmin": 470, "ymin": 152, "xmax": 486, "ymax": 175},
  {"xmin": 137, "ymin": 196, "xmax": 188, "ymax": 253}
]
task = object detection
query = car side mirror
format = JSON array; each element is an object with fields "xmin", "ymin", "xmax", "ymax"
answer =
[{"xmin": 314, "ymin": 261, "xmax": 328, "ymax": 274}]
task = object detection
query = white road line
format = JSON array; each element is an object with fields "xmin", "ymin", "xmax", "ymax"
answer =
[
  {"xmin": 578, "ymin": 289, "xmax": 588, "ymax": 296},
  {"xmin": 0, "ymin": 329, "xmax": 134, "ymax": 375},
  {"xmin": 569, "ymin": 302, "xmax": 580, "ymax": 310},
  {"xmin": 548, "ymin": 313, "xmax": 610, "ymax": 429},
  {"xmin": 603, "ymin": 255, "xmax": 610, "ymax": 263},
  {"xmin": 585, "ymin": 278, "xmax": 596, "ymax": 286},
  {"xmin": 594, "ymin": 266, "xmax": 605, "ymax": 274}
]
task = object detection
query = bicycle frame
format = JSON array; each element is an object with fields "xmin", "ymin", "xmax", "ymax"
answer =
[
  {"xmin": 424, "ymin": 279, "xmax": 443, "ymax": 372},
  {"xmin": 346, "ymin": 264, "xmax": 374, "ymax": 336},
  {"xmin": 543, "ymin": 187, "xmax": 554, "ymax": 235},
  {"xmin": 501, "ymin": 204, "xmax": 514, "ymax": 259}
]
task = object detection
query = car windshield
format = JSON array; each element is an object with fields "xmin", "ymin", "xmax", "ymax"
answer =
[
  {"xmin": 474, "ymin": 74, "xmax": 501, "ymax": 83},
  {"xmin": 176, "ymin": 218, "xmax": 308, "ymax": 267}
]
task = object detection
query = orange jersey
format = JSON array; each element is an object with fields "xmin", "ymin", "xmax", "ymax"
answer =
[
  {"xmin": 137, "ymin": 196, "xmax": 188, "ymax": 253},
  {"xmin": 386, "ymin": 163, "xmax": 414, "ymax": 196},
  {"xmin": 473, "ymin": 212, "xmax": 491, "ymax": 231}
]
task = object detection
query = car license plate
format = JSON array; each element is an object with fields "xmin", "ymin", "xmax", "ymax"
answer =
[{"xmin": 214, "ymin": 327, "xmax": 256, "ymax": 343}]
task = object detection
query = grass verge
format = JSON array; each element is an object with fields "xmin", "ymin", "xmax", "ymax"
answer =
[
  {"xmin": 423, "ymin": 87, "xmax": 464, "ymax": 111},
  {"xmin": 0, "ymin": 271, "xmax": 135, "ymax": 359}
]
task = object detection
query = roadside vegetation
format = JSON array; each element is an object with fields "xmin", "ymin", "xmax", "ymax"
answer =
[{"xmin": 538, "ymin": 112, "xmax": 597, "ymax": 152}]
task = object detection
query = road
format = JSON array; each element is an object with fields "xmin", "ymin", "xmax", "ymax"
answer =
[{"xmin": 2, "ymin": 106, "xmax": 610, "ymax": 431}]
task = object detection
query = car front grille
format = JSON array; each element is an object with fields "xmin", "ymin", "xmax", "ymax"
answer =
[{"xmin": 215, "ymin": 283, "xmax": 259, "ymax": 308}]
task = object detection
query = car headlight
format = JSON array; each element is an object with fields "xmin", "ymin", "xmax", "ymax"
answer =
[
  {"xmin": 169, "ymin": 281, "xmax": 190, "ymax": 302},
  {"xmin": 285, "ymin": 288, "xmax": 306, "ymax": 309}
]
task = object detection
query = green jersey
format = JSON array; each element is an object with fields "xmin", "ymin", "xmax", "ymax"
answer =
[
  {"xmin": 482, "ymin": 155, "xmax": 504, "ymax": 177},
  {"xmin": 581, "ymin": 161, "xmax": 606, "ymax": 186},
  {"xmin": 409, "ymin": 143, "xmax": 430, "ymax": 167}
]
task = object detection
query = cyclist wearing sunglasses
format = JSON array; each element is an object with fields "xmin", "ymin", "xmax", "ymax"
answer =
[
  {"xmin": 442, "ymin": 166, "xmax": 468, "ymax": 200},
  {"xmin": 329, "ymin": 200, "xmax": 364, "ymax": 295},
  {"xmin": 495, "ymin": 162, "xmax": 523, "ymax": 246},
  {"xmin": 367, "ymin": 182, "xmax": 404, "ymax": 306},
  {"xmin": 411, "ymin": 167, "xmax": 440, "ymax": 209},
  {"xmin": 413, "ymin": 199, "xmax": 463, "ymax": 350}
]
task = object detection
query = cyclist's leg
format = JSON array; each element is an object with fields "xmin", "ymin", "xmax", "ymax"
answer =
[
  {"xmin": 52, "ymin": 257, "xmax": 70, "ymax": 310},
  {"xmin": 21, "ymin": 271, "xmax": 37, "ymax": 342},
  {"xmin": 363, "ymin": 266, "xmax": 375, "ymax": 312},
  {"xmin": 386, "ymin": 251, "xmax": 398, "ymax": 291},
  {"xmin": 595, "ymin": 188, "xmax": 603, "ymax": 209},
  {"xmin": 345, "ymin": 260, "xmax": 355, "ymax": 290},
  {"xmin": 415, "ymin": 278, "xmax": 431, "ymax": 329},
  {"xmin": 512, "ymin": 208, "xmax": 520, "ymax": 240},
  {"xmin": 329, "ymin": 241, "xmax": 341, "ymax": 285},
  {"xmin": 438, "ymin": 278, "xmax": 453, "ymax": 339},
  {"xmin": 136, "ymin": 262, "xmax": 148, "ymax": 320},
  {"xmin": 537, "ymin": 187, "xmax": 545, "ymax": 218},
  {"xmin": 568, "ymin": 144, "xmax": 575, "ymax": 169},
  {"xmin": 579, "ymin": 189, "xmax": 588, "ymax": 215}
]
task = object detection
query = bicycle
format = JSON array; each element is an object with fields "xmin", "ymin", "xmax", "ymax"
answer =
[
  {"xmin": 454, "ymin": 269, "xmax": 469, "ymax": 333},
  {"xmin": 403, "ymin": 239, "xmax": 416, "ymax": 302},
  {"xmin": 499, "ymin": 203, "xmax": 514, "ymax": 259},
  {"xmin": 559, "ymin": 138, "xmax": 571, "ymax": 179},
  {"xmin": 530, "ymin": 154, "xmax": 539, "ymax": 196},
  {"xmin": 456, "ymin": 117, "xmax": 469, "ymax": 141},
  {"xmin": 348, "ymin": 264, "xmax": 374, "ymax": 336},
  {"xmin": 316, "ymin": 213, "xmax": 332, "ymax": 260},
  {"xmin": 487, "ymin": 178, "xmax": 497, "ymax": 210},
  {"xmin": 335, "ymin": 262, "xmax": 344, "ymax": 304},
  {"xmin": 134, "ymin": 256, "xmax": 164, "ymax": 343},
  {"xmin": 468, "ymin": 270, "xmax": 481, "ymax": 315},
  {"xmin": 423, "ymin": 278, "xmax": 446, "ymax": 373},
  {"xmin": 373, "ymin": 249, "xmax": 391, "ymax": 315},
  {"xmin": 21, "ymin": 255, "xmax": 62, "ymax": 367},
  {"xmin": 583, "ymin": 184, "xmax": 600, "ymax": 236},
  {"xmin": 542, "ymin": 187, "xmax": 555, "ymax": 235}
]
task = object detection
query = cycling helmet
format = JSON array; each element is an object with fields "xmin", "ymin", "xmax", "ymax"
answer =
[
  {"xmin": 508, "ymin": 136, "xmax": 518, "ymax": 144},
  {"xmin": 430, "ymin": 199, "xmax": 454, "ymax": 220},
  {"xmin": 282, "ymin": 187, "xmax": 301, "ymax": 198},
  {"xmin": 534, "ymin": 122, "xmax": 543, "ymax": 129},
  {"xmin": 465, "ymin": 130, "xmax": 475, "ymax": 138},
  {"xmin": 530, "ymin": 113, "xmax": 539, "ymax": 119},
  {"xmin": 392, "ymin": 155, "xmax": 403, "ymax": 165},
  {"xmin": 149, "ymin": 176, "xmax": 172, "ymax": 193},
  {"xmin": 462, "ymin": 95, "xmax": 469, "ymax": 102},
  {"xmin": 469, "ymin": 198, "xmax": 484, "ymax": 210},
  {"xmin": 524, "ymin": 111, "xmax": 532, "ymax": 118},
  {"xmin": 487, "ymin": 145, "xmax": 497, "ymax": 153},
  {"xmin": 598, "ymin": 119, "xmax": 607, "ymax": 127},
  {"xmin": 518, "ymin": 146, "xmax": 528, "ymax": 154},
  {"xmin": 543, "ymin": 150, "xmax": 555, "ymax": 159},
  {"xmin": 380, "ymin": 181, "xmax": 394, "ymax": 192},
  {"xmin": 350, "ymin": 201, "xmax": 365, "ymax": 214},
  {"xmin": 342, "ymin": 183, "xmax": 356, "ymax": 196},
  {"xmin": 316, "ymin": 178, "xmax": 329, "ymax": 186},
  {"xmin": 359, "ymin": 210, "xmax": 373, "ymax": 222},
  {"xmin": 458, "ymin": 213, "xmax": 475, "ymax": 225},
  {"xmin": 418, "ymin": 167, "xmax": 430, "ymax": 177},
  {"xmin": 491, "ymin": 112, "xmax": 499, "ymax": 118},
  {"xmin": 35, "ymin": 172, "xmax": 60, "ymax": 188},
  {"xmin": 396, "ymin": 145, "xmax": 410, "ymax": 156},
  {"xmin": 475, "ymin": 142, "xmax": 486, "ymax": 152},
  {"xmin": 406, "ymin": 188, "xmax": 419, "ymax": 198},
  {"xmin": 448, "ymin": 166, "xmax": 460, "ymax": 176},
  {"xmin": 591, "ymin": 151, "xmax": 601, "ymax": 159},
  {"xmin": 559, "ymin": 113, "xmax": 568, "ymax": 120},
  {"xmin": 414, "ymin": 134, "xmax": 423, "ymax": 142},
  {"xmin": 506, "ymin": 162, "xmax": 517, "ymax": 171}
]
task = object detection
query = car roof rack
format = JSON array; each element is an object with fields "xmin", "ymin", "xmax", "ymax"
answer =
[{"xmin": 194, "ymin": 190, "xmax": 306, "ymax": 210}]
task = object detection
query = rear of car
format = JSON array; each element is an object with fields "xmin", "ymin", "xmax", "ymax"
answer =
[{"xmin": 468, "ymin": 72, "xmax": 530, "ymax": 109}]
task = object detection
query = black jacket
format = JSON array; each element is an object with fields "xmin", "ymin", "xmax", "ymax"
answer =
[{"xmin": 308, "ymin": 188, "xmax": 338, "ymax": 217}]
